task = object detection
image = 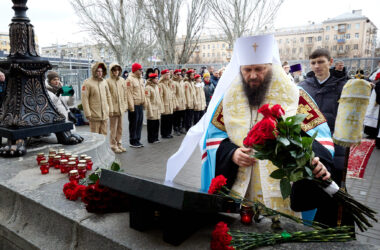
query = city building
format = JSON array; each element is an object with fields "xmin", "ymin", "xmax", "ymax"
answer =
[
  {"xmin": 40, "ymin": 42, "xmax": 116, "ymax": 64},
  {"xmin": 179, "ymin": 9, "xmax": 377, "ymax": 64},
  {"xmin": 275, "ymin": 10, "xmax": 377, "ymax": 61}
]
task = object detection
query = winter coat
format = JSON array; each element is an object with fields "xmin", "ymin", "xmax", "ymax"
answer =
[
  {"xmin": 210, "ymin": 75, "xmax": 219, "ymax": 87},
  {"xmin": 144, "ymin": 80, "xmax": 163, "ymax": 120},
  {"xmin": 126, "ymin": 72, "xmax": 145, "ymax": 106},
  {"xmin": 158, "ymin": 78, "xmax": 175, "ymax": 115},
  {"xmin": 81, "ymin": 62, "xmax": 113, "ymax": 121},
  {"xmin": 330, "ymin": 67, "xmax": 349, "ymax": 81},
  {"xmin": 107, "ymin": 63, "xmax": 134, "ymax": 116},
  {"xmin": 299, "ymin": 75, "xmax": 347, "ymax": 184},
  {"xmin": 203, "ymin": 80, "xmax": 215, "ymax": 106},
  {"xmin": 184, "ymin": 77, "xmax": 197, "ymax": 109},
  {"xmin": 172, "ymin": 75, "xmax": 187, "ymax": 111},
  {"xmin": 46, "ymin": 81, "xmax": 75, "ymax": 122},
  {"xmin": 194, "ymin": 82, "xmax": 206, "ymax": 111}
]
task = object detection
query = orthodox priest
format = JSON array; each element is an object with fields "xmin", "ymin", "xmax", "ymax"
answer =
[{"xmin": 166, "ymin": 35, "xmax": 349, "ymax": 227}]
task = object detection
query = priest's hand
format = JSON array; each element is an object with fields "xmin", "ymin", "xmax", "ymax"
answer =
[
  {"xmin": 232, "ymin": 147, "xmax": 256, "ymax": 167},
  {"xmin": 311, "ymin": 157, "xmax": 331, "ymax": 181}
]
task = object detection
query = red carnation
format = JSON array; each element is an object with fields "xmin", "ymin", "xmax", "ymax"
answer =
[
  {"xmin": 258, "ymin": 104, "xmax": 273, "ymax": 118},
  {"xmin": 211, "ymin": 222, "xmax": 234, "ymax": 250},
  {"xmin": 271, "ymin": 104, "xmax": 285, "ymax": 119},
  {"xmin": 208, "ymin": 175, "xmax": 227, "ymax": 194}
]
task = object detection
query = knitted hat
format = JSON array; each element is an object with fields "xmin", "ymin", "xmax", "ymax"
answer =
[
  {"xmin": 174, "ymin": 69, "xmax": 181, "ymax": 74},
  {"xmin": 132, "ymin": 63, "xmax": 142, "ymax": 73},
  {"xmin": 203, "ymin": 72, "xmax": 210, "ymax": 78},
  {"xmin": 194, "ymin": 74, "xmax": 201, "ymax": 79},
  {"xmin": 161, "ymin": 69, "xmax": 169, "ymax": 75},
  {"xmin": 47, "ymin": 71, "xmax": 59, "ymax": 83},
  {"xmin": 148, "ymin": 73, "xmax": 158, "ymax": 78}
]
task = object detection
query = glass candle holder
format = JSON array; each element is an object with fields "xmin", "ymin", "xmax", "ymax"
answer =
[
  {"xmin": 36, "ymin": 153, "xmax": 46, "ymax": 165},
  {"xmin": 48, "ymin": 154, "xmax": 56, "ymax": 168},
  {"xmin": 72, "ymin": 154, "xmax": 79, "ymax": 164},
  {"xmin": 40, "ymin": 160, "xmax": 49, "ymax": 174},
  {"xmin": 68, "ymin": 161, "xmax": 76, "ymax": 172},
  {"xmin": 49, "ymin": 148, "xmax": 57, "ymax": 156},
  {"xmin": 240, "ymin": 204, "xmax": 254, "ymax": 225},
  {"xmin": 60, "ymin": 159, "xmax": 68, "ymax": 174},
  {"xmin": 80, "ymin": 154, "xmax": 87, "ymax": 160},
  {"xmin": 54, "ymin": 155, "xmax": 61, "ymax": 169},
  {"xmin": 77, "ymin": 164, "xmax": 87, "ymax": 178},
  {"xmin": 69, "ymin": 170, "xmax": 80, "ymax": 182},
  {"xmin": 68, "ymin": 157, "xmax": 77, "ymax": 166},
  {"xmin": 64, "ymin": 153, "xmax": 72, "ymax": 160},
  {"xmin": 85, "ymin": 156, "xmax": 93, "ymax": 170}
]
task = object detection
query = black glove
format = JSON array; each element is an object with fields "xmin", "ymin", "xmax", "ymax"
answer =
[
  {"xmin": 68, "ymin": 85, "xmax": 75, "ymax": 96},
  {"xmin": 56, "ymin": 88, "xmax": 63, "ymax": 97}
]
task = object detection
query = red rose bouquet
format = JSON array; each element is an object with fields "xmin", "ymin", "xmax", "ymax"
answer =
[
  {"xmin": 243, "ymin": 104, "xmax": 377, "ymax": 231},
  {"xmin": 210, "ymin": 221, "xmax": 353, "ymax": 250}
]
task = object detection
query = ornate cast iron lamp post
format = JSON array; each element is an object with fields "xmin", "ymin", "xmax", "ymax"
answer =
[{"xmin": 0, "ymin": 0, "xmax": 75, "ymax": 155}]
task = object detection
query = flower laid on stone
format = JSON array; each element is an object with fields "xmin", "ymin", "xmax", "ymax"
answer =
[
  {"xmin": 243, "ymin": 103, "xmax": 378, "ymax": 231},
  {"xmin": 210, "ymin": 221, "xmax": 354, "ymax": 250},
  {"xmin": 208, "ymin": 175, "xmax": 326, "ymax": 229}
]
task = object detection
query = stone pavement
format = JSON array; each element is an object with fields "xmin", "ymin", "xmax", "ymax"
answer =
[{"xmin": 76, "ymin": 115, "xmax": 380, "ymax": 247}]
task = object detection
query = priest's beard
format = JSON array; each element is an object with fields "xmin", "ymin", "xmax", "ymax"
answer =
[{"xmin": 242, "ymin": 70, "xmax": 272, "ymax": 108}]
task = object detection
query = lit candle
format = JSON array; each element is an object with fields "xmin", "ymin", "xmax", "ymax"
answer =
[
  {"xmin": 60, "ymin": 159, "xmax": 68, "ymax": 174},
  {"xmin": 39, "ymin": 160, "xmax": 49, "ymax": 174},
  {"xmin": 77, "ymin": 164, "xmax": 87, "ymax": 178},
  {"xmin": 69, "ymin": 170, "xmax": 80, "ymax": 182},
  {"xmin": 84, "ymin": 156, "xmax": 93, "ymax": 170},
  {"xmin": 240, "ymin": 204, "xmax": 254, "ymax": 225},
  {"xmin": 36, "ymin": 153, "xmax": 46, "ymax": 165}
]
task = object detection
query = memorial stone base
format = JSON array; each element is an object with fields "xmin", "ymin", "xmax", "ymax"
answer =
[{"xmin": 0, "ymin": 132, "xmax": 378, "ymax": 249}]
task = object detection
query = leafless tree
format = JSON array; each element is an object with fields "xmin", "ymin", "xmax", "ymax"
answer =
[
  {"xmin": 71, "ymin": 0, "xmax": 155, "ymax": 67},
  {"xmin": 138, "ymin": 0, "xmax": 207, "ymax": 65},
  {"xmin": 207, "ymin": 0, "xmax": 284, "ymax": 47}
]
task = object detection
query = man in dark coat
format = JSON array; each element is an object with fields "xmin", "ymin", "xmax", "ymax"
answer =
[
  {"xmin": 298, "ymin": 49, "xmax": 347, "ymax": 186},
  {"xmin": 330, "ymin": 60, "xmax": 349, "ymax": 80}
]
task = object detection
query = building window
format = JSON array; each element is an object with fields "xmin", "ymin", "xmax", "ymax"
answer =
[
  {"xmin": 300, "ymin": 37, "xmax": 304, "ymax": 42},
  {"xmin": 217, "ymin": 52, "xmax": 220, "ymax": 57},
  {"xmin": 346, "ymin": 33, "xmax": 350, "ymax": 39},
  {"xmin": 307, "ymin": 37, "xmax": 313, "ymax": 43},
  {"xmin": 286, "ymin": 48, "xmax": 290, "ymax": 54},
  {"xmin": 212, "ymin": 44, "xmax": 215, "ymax": 49},
  {"xmin": 299, "ymin": 47, "xmax": 303, "ymax": 53},
  {"xmin": 203, "ymin": 53, "xmax": 205, "ymax": 57},
  {"xmin": 203, "ymin": 45, "xmax": 205, "ymax": 49},
  {"xmin": 293, "ymin": 38, "xmax": 296, "ymax": 43},
  {"xmin": 339, "ymin": 34, "xmax": 345, "ymax": 39},
  {"xmin": 355, "ymin": 23, "xmax": 360, "ymax": 29},
  {"xmin": 286, "ymin": 38, "xmax": 289, "ymax": 44},
  {"xmin": 207, "ymin": 53, "xmax": 210, "ymax": 57},
  {"xmin": 334, "ymin": 35, "xmax": 338, "ymax": 40},
  {"xmin": 325, "ymin": 35, "xmax": 329, "ymax": 40},
  {"xmin": 278, "ymin": 39, "xmax": 282, "ymax": 44},
  {"xmin": 208, "ymin": 45, "xmax": 210, "ymax": 49},
  {"xmin": 354, "ymin": 44, "xmax": 358, "ymax": 49},
  {"xmin": 292, "ymin": 48, "xmax": 296, "ymax": 54},
  {"xmin": 338, "ymin": 45, "xmax": 343, "ymax": 51},
  {"xmin": 222, "ymin": 44, "xmax": 225, "ymax": 48},
  {"xmin": 355, "ymin": 33, "xmax": 359, "ymax": 38},
  {"xmin": 326, "ymin": 26, "xmax": 330, "ymax": 30},
  {"xmin": 212, "ymin": 53, "xmax": 215, "ymax": 57},
  {"xmin": 222, "ymin": 52, "xmax": 226, "ymax": 56},
  {"xmin": 334, "ymin": 25, "xmax": 338, "ymax": 30},
  {"xmin": 317, "ymin": 36, "xmax": 322, "ymax": 41},
  {"xmin": 325, "ymin": 46, "xmax": 329, "ymax": 50},
  {"xmin": 217, "ymin": 44, "xmax": 219, "ymax": 49},
  {"xmin": 333, "ymin": 45, "xmax": 337, "ymax": 51},
  {"xmin": 347, "ymin": 24, "xmax": 351, "ymax": 29},
  {"xmin": 345, "ymin": 45, "xmax": 350, "ymax": 50}
]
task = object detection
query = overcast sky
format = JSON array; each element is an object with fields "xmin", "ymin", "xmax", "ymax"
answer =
[{"xmin": 0, "ymin": 0, "xmax": 379, "ymax": 47}]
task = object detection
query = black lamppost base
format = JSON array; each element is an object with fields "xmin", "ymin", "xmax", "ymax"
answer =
[{"xmin": 0, "ymin": 122, "xmax": 73, "ymax": 141}]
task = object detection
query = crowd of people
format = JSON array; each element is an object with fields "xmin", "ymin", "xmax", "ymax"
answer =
[{"xmin": 80, "ymin": 62, "xmax": 225, "ymax": 152}]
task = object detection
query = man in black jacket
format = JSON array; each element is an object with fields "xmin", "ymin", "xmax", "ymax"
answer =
[{"xmin": 299, "ymin": 49, "xmax": 347, "ymax": 186}]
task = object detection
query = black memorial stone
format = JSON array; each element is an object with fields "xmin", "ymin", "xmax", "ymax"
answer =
[{"xmin": 100, "ymin": 169, "xmax": 238, "ymax": 246}]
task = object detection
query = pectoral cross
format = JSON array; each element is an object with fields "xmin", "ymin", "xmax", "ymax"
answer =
[{"xmin": 252, "ymin": 43, "xmax": 259, "ymax": 52}]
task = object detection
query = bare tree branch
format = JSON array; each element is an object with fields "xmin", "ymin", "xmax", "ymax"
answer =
[
  {"xmin": 208, "ymin": 0, "xmax": 284, "ymax": 47},
  {"xmin": 71, "ymin": 0, "xmax": 155, "ymax": 67}
]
